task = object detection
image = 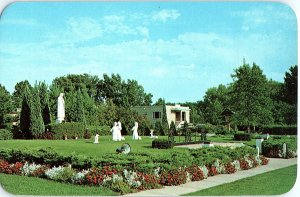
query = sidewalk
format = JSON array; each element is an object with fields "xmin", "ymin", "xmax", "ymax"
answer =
[{"xmin": 125, "ymin": 158, "xmax": 297, "ymax": 196}]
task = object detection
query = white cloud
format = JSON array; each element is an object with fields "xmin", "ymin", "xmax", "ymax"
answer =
[
  {"xmin": 44, "ymin": 17, "xmax": 102, "ymax": 45},
  {"xmin": 152, "ymin": 9, "xmax": 180, "ymax": 22}
]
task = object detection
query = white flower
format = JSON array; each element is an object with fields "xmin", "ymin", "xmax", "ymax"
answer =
[
  {"xmin": 199, "ymin": 166, "xmax": 209, "ymax": 178},
  {"xmin": 123, "ymin": 169, "xmax": 140, "ymax": 188},
  {"xmin": 45, "ymin": 166, "xmax": 64, "ymax": 180},
  {"xmin": 71, "ymin": 170, "xmax": 88, "ymax": 183},
  {"xmin": 231, "ymin": 160, "xmax": 240, "ymax": 171},
  {"xmin": 153, "ymin": 167, "xmax": 161, "ymax": 178},
  {"xmin": 21, "ymin": 162, "xmax": 42, "ymax": 176}
]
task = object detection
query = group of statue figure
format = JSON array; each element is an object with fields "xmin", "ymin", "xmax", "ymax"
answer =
[
  {"xmin": 56, "ymin": 93, "xmax": 143, "ymax": 142},
  {"xmin": 110, "ymin": 121, "xmax": 141, "ymax": 141}
]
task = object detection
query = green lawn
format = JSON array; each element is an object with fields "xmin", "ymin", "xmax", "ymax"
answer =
[
  {"xmin": 0, "ymin": 173, "xmax": 117, "ymax": 196},
  {"xmin": 184, "ymin": 164, "xmax": 297, "ymax": 196},
  {"xmin": 0, "ymin": 135, "xmax": 184, "ymax": 157},
  {"xmin": 0, "ymin": 135, "xmax": 256, "ymax": 158}
]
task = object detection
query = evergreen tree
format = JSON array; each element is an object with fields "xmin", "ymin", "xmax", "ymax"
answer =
[
  {"xmin": 161, "ymin": 101, "xmax": 169, "ymax": 135},
  {"xmin": 0, "ymin": 84, "xmax": 13, "ymax": 127},
  {"xmin": 29, "ymin": 86, "xmax": 45, "ymax": 138},
  {"xmin": 20, "ymin": 85, "xmax": 32, "ymax": 138},
  {"xmin": 38, "ymin": 82, "xmax": 51, "ymax": 125}
]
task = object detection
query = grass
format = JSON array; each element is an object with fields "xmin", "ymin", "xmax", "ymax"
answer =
[
  {"xmin": 0, "ymin": 173, "xmax": 117, "ymax": 196},
  {"xmin": 0, "ymin": 135, "xmax": 257, "ymax": 158},
  {"xmin": 184, "ymin": 164, "xmax": 297, "ymax": 196}
]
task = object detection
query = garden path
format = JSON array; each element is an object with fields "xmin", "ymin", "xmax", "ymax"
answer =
[{"xmin": 125, "ymin": 158, "xmax": 297, "ymax": 196}]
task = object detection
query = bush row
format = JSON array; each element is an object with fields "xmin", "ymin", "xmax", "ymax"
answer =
[
  {"xmin": 0, "ymin": 129, "xmax": 13, "ymax": 140},
  {"xmin": 234, "ymin": 133, "xmax": 251, "ymax": 141},
  {"xmin": 0, "ymin": 146, "xmax": 258, "ymax": 171},
  {"xmin": 152, "ymin": 139, "xmax": 173, "ymax": 149},
  {"xmin": 260, "ymin": 125, "xmax": 297, "ymax": 135},
  {"xmin": 45, "ymin": 122, "xmax": 111, "ymax": 140},
  {"xmin": 262, "ymin": 136, "xmax": 297, "ymax": 158}
]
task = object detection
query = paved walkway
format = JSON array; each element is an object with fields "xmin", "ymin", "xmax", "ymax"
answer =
[{"xmin": 125, "ymin": 158, "xmax": 297, "ymax": 196}]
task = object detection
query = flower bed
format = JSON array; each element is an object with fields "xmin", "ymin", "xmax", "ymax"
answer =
[{"xmin": 0, "ymin": 146, "xmax": 269, "ymax": 194}]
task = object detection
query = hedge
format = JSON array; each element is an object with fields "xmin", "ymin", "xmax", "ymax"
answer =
[
  {"xmin": 0, "ymin": 146, "xmax": 257, "ymax": 171},
  {"xmin": 0, "ymin": 129, "xmax": 13, "ymax": 140},
  {"xmin": 260, "ymin": 125, "xmax": 297, "ymax": 135},
  {"xmin": 234, "ymin": 133, "xmax": 251, "ymax": 141},
  {"xmin": 262, "ymin": 136, "xmax": 297, "ymax": 158},
  {"xmin": 46, "ymin": 123, "xmax": 111, "ymax": 140},
  {"xmin": 152, "ymin": 139, "xmax": 173, "ymax": 149}
]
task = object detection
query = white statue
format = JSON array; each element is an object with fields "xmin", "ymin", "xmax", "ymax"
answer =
[
  {"xmin": 111, "ymin": 122, "xmax": 119, "ymax": 141},
  {"xmin": 117, "ymin": 121, "xmax": 125, "ymax": 141},
  {"xmin": 94, "ymin": 134, "xmax": 99, "ymax": 144},
  {"xmin": 132, "ymin": 122, "xmax": 141, "ymax": 140},
  {"xmin": 56, "ymin": 93, "xmax": 65, "ymax": 123}
]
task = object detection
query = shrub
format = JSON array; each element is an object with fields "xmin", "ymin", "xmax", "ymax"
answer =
[
  {"xmin": 260, "ymin": 125, "xmax": 297, "ymax": 135},
  {"xmin": 234, "ymin": 133, "xmax": 251, "ymax": 141},
  {"xmin": 0, "ymin": 129, "xmax": 13, "ymax": 140},
  {"xmin": 262, "ymin": 136, "xmax": 297, "ymax": 158},
  {"xmin": 46, "ymin": 123, "xmax": 109, "ymax": 139},
  {"xmin": 152, "ymin": 139, "xmax": 173, "ymax": 149},
  {"xmin": 110, "ymin": 180, "xmax": 132, "ymax": 194}
]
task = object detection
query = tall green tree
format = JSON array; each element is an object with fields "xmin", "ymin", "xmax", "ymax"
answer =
[
  {"xmin": 0, "ymin": 84, "xmax": 13, "ymax": 127},
  {"xmin": 12, "ymin": 80, "xmax": 31, "ymax": 109},
  {"xmin": 230, "ymin": 63, "xmax": 273, "ymax": 131},
  {"xmin": 29, "ymin": 86, "xmax": 45, "ymax": 138},
  {"xmin": 37, "ymin": 82, "xmax": 51, "ymax": 125},
  {"xmin": 20, "ymin": 85, "xmax": 31, "ymax": 138},
  {"xmin": 282, "ymin": 65, "xmax": 297, "ymax": 105},
  {"xmin": 202, "ymin": 84, "xmax": 230, "ymax": 125}
]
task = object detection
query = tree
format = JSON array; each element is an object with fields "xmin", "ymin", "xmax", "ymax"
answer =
[
  {"xmin": 202, "ymin": 84, "xmax": 230, "ymax": 125},
  {"xmin": 20, "ymin": 85, "xmax": 32, "ymax": 138},
  {"xmin": 169, "ymin": 120, "xmax": 177, "ymax": 136},
  {"xmin": 20, "ymin": 85, "xmax": 45, "ymax": 138},
  {"xmin": 154, "ymin": 98, "xmax": 165, "ymax": 106},
  {"xmin": 12, "ymin": 80, "xmax": 31, "ymax": 109},
  {"xmin": 29, "ymin": 86, "xmax": 45, "ymax": 138},
  {"xmin": 37, "ymin": 82, "xmax": 51, "ymax": 125},
  {"xmin": 52, "ymin": 73, "xmax": 99, "ymax": 101},
  {"xmin": 0, "ymin": 84, "xmax": 13, "ymax": 127},
  {"xmin": 282, "ymin": 65, "xmax": 297, "ymax": 105},
  {"xmin": 97, "ymin": 73, "xmax": 152, "ymax": 107},
  {"xmin": 230, "ymin": 63, "xmax": 273, "ymax": 132}
]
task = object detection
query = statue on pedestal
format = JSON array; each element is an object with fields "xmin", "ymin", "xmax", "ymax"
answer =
[{"xmin": 56, "ymin": 93, "xmax": 65, "ymax": 123}]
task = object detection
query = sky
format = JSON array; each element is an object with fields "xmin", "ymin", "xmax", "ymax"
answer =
[{"xmin": 0, "ymin": 2, "xmax": 297, "ymax": 103}]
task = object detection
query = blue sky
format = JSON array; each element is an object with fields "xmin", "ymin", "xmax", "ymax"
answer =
[{"xmin": 0, "ymin": 2, "xmax": 297, "ymax": 103}]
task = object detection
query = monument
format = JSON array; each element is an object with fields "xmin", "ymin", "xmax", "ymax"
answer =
[
  {"xmin": 94, "ymin": 134, "xmax": 99, "ymax": 144},
  {"xmin": 56, "ymin": 93, "xmax": 65, "ymax": 123}
]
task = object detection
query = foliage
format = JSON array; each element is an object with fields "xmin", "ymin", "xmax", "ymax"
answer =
[
  {"xmin": 29, "ymin": 85, "xmax": 45, "ymax": 138},
  {"xmin": 97, "ymin": 73, "xmax": 152, "ymax": 107},
  {"xmin": 230, "ymin": 63, "xmax": 273, "ymax": 131},
  {"xmin": 12, "ymin": 80, "xmax": 31, "ymax": 109},
  {"xmin": 37, "ymin": 81, "xmax": 51, "ymax": 125},
  {"xmin": 262, "ymin": 136, "xmax": 297, "ymax": 158},
  {"xmin": 152, "ymin": 139, "xmax": 173, "ymax": 149},
  {"xmin": 202, "ymin": 84, "xmax": 230, "ymax": 125},
  {"xmin": 0, "ymin": 129, "xmax": 13, "ymax": 140},
  {"xmin": 0, "ymin": 84, "xmax": 13, "ymax": 127},
  {"xmin": 234, "ymin": 133, "xmax": 251, "ymax": 141},
  {"xmin": 260, "ymin": 125, "xmax": 297, "ymax": 135},
  {"xmin": 19, "ymin": 85, "xmax": 32, "ymax": 138},
  {"xmin": 282, "ymin": 65, "xmax": 297, "ymax": 106},
  {"xmin": 47, "ymin": 122, "xmax": 85, "ymax": 139}
]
